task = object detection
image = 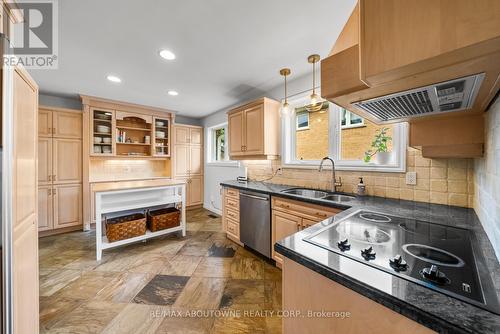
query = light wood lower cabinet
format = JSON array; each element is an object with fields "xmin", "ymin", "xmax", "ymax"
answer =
[
  {"xmin": 272, "ymin": 197, "xmax": 341, "ymax": 267},
  {"xmin": 38, "ymin": 184, "xmax": 82, "ymax": 232},
  {"xmin": 187, "ymin": 175, "xmax": 203, "ymax": 207},
  {"xmin": 38, "ymin": 186, "xmax": 53, "ymax": 231},
  {"xmin": 222, "ymin": 187, "xmax": 242, "ymax": 245},
  {"xmin": 53, "ymin": 184, "xmax": 83, "ymax": 228},
  {"xmin": 283, "ymin": 258, "xmax": 435, "ymax": 334}
]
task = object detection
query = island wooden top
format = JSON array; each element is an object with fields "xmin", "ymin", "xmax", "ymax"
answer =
[{"xmin": 91, "ymin": 178, "xmax": 186, "ymax": 192}]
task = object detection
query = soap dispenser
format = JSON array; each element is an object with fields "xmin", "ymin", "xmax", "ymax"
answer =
[{"xmin": 357, "ymin": 177, "xmax": 366, "ymax": 196}]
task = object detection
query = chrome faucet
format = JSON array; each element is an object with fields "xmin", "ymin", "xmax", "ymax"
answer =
[{"xmin": 319, "ymin": 156, "xmax": 342, "ymax": 192}]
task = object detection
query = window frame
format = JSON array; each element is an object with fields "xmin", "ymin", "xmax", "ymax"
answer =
[
  {"xmin": 341, "ymin": 108, "xmax": 365, "ymax": 129},
  {"xmin": 281, "ymin": 93, "xmax": 407, "ymax": 173},
  {"xmin": 206, "ymin": 122, "xmax": 239, "ymax": 167},
  {"xmin": 295, "ymin": 112, "xmax": 310, "ymax": 131}
]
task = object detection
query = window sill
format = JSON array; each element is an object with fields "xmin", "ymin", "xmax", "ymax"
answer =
[
  {"xmin": 206, "ymin": 161, "xmax": 240, "ymax": 168},
  {"xmin": 341, "ymin": 124, "xmax": 366, "ymax": 129},
  {"xmin": 281, "ymin": 161, "xmax": 405, "ymax": 173}
]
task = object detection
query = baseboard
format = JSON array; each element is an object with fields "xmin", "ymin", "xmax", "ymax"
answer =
[
  {"xmin": 203, "ymin": 205, "xmax": 222, "ymax": 216},
  {"xmin": 39, "ymin": 225, "xmax": 84, "ymax": 237}
]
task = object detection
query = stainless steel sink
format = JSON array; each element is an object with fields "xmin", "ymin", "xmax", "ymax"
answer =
[
  {"xmin": 281, "ymin": 188, "xmax": 328, "ymax": 199},
  {"xmin": 323, "ymin": 194, "xmax": 355, "ymax": 202}
]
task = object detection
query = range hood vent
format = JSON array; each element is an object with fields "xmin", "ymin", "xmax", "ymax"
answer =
[{"xmin": 353, "ymin": 73, "xmax": 485, "ymax": 122}]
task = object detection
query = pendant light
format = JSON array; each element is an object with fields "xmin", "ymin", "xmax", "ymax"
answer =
[
  {"xmin": 305, "ymin": 54, "xmax": 324, "ymax": 112},
  {"xmin": 279, "ymin": 68, "xmax": 291, "ymax": 116}
]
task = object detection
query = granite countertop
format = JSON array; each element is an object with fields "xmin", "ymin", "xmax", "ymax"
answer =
[{"xmin": 221, "ymin": 180, "xmax": 500, "ymax": 334}]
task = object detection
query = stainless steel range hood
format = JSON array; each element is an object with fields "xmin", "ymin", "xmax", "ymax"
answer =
[{"xmin": 352, "ymin": 73, "xmax": 485, "ymax": 122}]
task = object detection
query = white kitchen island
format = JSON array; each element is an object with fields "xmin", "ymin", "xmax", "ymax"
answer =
[{"xmin": 92, "ymin": 179, "xmax": 187, "ymax": 260}]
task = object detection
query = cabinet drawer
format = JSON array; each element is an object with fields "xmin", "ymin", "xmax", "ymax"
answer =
[
  {"xmin": 273, "ymin": 197, "xmax": 340, "ymax": 220},
  {"xmin": 225, "ymin": 187, "xmax": 239, "ymax": 199},
  {"xmin": 225, "ymin": 196, "xmax": 240, "ymax": 211},
  {"xmin": 226, "ymin": 218, "xmax": 239, "ymax": 237},
  {"xmin": 225, "ymin": 208, "xmax": 239, "ymax": 222}
]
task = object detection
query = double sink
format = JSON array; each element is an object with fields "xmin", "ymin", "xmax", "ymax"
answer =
[{"xmin": 281, "ymin": 188, "xmax": 355, "ymax": 203}]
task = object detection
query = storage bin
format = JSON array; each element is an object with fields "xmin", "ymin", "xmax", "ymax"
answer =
[
  {"xmin": 105, "ymin": 213, "xmax": 146, "ymax": 242},
  {"xmin": 147, "ymin": 207, "xmax": 180, "ymax": 232}
]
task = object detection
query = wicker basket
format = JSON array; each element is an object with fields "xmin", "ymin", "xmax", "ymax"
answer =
[
  {"xmin": 147, "ymin": 207, "xmax": 180, "ymax": 232},
  {"xmin": 105, "ymin": 213, "xmax": 147, "ymax": 242}
]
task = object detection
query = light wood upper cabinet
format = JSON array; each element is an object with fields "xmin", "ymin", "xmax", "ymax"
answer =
[
  {"xmin": 228, "ymin": 110, "xmax": 244, "ymax": 156},
  {"xmin": 227, "ymin": 98, "xmax": 280, "ymax": 160},
  {"xmin": 190, "ymin": 128, "xmax": 202, "ymax": 145},
  {"xmin": 53, "ymin": 138, "xmax": 82, "ymax": 184},
  {"xmin": 38, "ymin": 108, "xmax": 52, "ymax": 137},
  {"xmin": 53, "ymin": 184, "xmax": 82, "ymax": 229},
  {"xmin": 38, "ymin": 137, "xmax": 52, "ymax": 185},
  {"xmin": 244, "ymin": 104, "xmax": 265, "ymax": 155},
  {"xmin": 174, "ymin": 126, "xmax": 190, "ymax": 144},
  {"xmin": 38, "ymin": 186, "xmax": 53, "ymax": 231},
  {"xmin": 53, "ymin": 111, "xmax": 82, "ymax": 139}
]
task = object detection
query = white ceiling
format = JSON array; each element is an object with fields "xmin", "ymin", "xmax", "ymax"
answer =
[{"xmin": 29, "ymin": 0, "xmax": 356, "ymax": 118}]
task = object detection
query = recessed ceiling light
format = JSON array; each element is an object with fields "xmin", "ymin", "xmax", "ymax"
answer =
[
  {"xmin": 167, "ymin": 90, "xmax": 179, "ymax": 96},
  {"xmin": 159, "ymin": 49, "xmax": 176, "ymax": 60},
  {"xmin": 107, "ymin": 75, "xmax": 121, "ymax": 83}
]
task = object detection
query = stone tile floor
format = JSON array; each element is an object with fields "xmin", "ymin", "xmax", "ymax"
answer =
[{"xmin": 39, "ymin": 208, "xmax": 282, "ymax": 333}]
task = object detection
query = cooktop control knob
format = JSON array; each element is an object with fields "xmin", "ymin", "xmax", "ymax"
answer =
[
  {"xmin": 337, "ymin": 238, "xmax": 351, "ymax": 251},
  {"xmin": 421, "ymin": 265, "xmax": 450, "ymax": 285},
  {"xmin": 389, "ymin": 254, "xmax": 408, "ymax": 271},
  {"xmin": 361, "ymin": 246, "xmax": 376, "ymax": 260}
]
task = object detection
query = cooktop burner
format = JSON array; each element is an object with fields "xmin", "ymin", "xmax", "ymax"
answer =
[{"xmin": 303, "ymin": 210, "xmax": 500, "ymax": 315}]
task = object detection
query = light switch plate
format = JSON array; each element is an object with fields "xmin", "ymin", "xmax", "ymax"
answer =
[{"xmin": 406, "ymin": 171, "xmax": 417, "ymax": 185}]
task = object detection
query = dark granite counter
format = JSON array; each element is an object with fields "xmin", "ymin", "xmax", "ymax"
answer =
[{"xmin": 221, "ymin": 180, "xmax": 500, "ymax": 334}]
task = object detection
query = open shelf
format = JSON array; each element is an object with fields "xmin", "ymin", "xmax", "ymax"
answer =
[
  {"xmin": 116, "ymin": 142, "xmax": 151, "ymax": 146},
  {"xmin": 116, "ymin": 126, "xmax": 151, "ymax": 131}
]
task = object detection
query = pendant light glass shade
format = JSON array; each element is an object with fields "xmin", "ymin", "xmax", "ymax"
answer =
[
  {"xmin": 279, "ymin": 68, "xmax": 291, "ymax": 117},
  {"xmin": 305, "ymin": 54, "xmax": 324, "ymax": 112}
]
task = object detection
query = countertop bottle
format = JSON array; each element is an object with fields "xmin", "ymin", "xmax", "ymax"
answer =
[{"xmin": 357, "ymin": 177, "xmax": 366, "ymax": 196}]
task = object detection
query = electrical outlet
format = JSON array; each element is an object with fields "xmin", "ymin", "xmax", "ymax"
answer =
[
  {"xmin": 406, "ymin": 171, "xmax": 417, "ymax": 185},
  {"xmin": 277, "ymin": 168, "xmax": 283, "ymax": 175}
]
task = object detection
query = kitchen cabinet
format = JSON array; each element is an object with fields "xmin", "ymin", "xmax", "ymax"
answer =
[
  {"xmin": 282, "ymin": 258, "xmax": 436, "ymax": 334},
  {"xmin": 227, "ymin": 97, "xmax": 281, "ymax": 160},
  {"xmin": 173, "ymin": 124, "xmax": 204, "ymax": 207},
  {"xmin": 272, "ymin": 196, "xmax": 341, "ymax": 267},
  {"xmin": 38, "ymin": 186, "xmax": 53, "ymax": 232},
  {"xmin": 38, "ymin": 108, "xmax": 52, "ymax": 137},
  {"xmin": 53, "ymin": 138, "xmax": 82, "ymax": 184},
  {"xmin": 321, "ymin": 0, "xmax": 500, "ymax": 158},
  {"xmin": 53, "ymin": 184, "xmax": 83, "ymax": 229},
  {"xmin": 152, "ymin": 116, "xmax": 171, "ymax": 157},
  {"xmin": 222, "ymin": 187, "xmax": 241, "ymax": 245},
  {"xmin": 53, "ymin": 111, "xmax": 82, "ymax": 139},
  {"xmin": 38, "ymin": 137, "xmax": 52, "ymax": 186},
  {"xmin": 38, "ymin": 107, "xmax": 83, "ymax": 234}
]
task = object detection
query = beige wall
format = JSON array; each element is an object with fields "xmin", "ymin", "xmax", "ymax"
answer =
[
  {"xmin": 474, "ymin": 98, "xmax": 500, "ymax": 260},
  {"xmin": 243, "ymin": 147, "xmax": 474, "ymax": 208}
]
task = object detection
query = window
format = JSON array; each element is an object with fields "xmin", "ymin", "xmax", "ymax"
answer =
[
  {"xmin": 341, "ymin": 109, "xmax": 364, "ymax": 129},
  {"xmin": 282, "ymin": 94, "xmax": 407, "ymax": 172},
  {"xmin": 207, "ymin": 123, "xmax": 234, "ymax": 165},
  {"xmin": 296, "ymin": 112, "xmax": 309, "ymax": 130}
]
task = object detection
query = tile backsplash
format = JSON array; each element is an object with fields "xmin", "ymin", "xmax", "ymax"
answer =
[
  {"xmin": 243, "ymin": 147, "xmax": 474, "ymax": 208},
  {"xmin": 474, "ymin": 98, "xmax": 500, "ymax": 261}
]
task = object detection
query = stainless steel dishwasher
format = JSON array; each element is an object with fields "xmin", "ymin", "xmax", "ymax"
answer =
[{"xmin": 239, "ymin": 190, "xmax": 271, "ymax": 258}]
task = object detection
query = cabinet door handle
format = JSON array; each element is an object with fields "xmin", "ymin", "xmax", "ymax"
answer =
[
  {"xmin": 316, "ymin": 212, "xmax": 327, "ymax": 218},
  {"xmin": 52, "ymin": 174, "xmax": 56, "ymax": 180},
  {"xmin": 48, "ymin": 189, "xmax": 51, "ymax": 195},
  {"xmin": 48, "ymin": 175, "xmax": 51, "ymax": 181},
  {"xmin": 52, "ymin": 128, "xmax": 56, "ymax": 134},
  {"xmin": 53, "ymin": 188, "xmax": 56, "ymax": 195}
]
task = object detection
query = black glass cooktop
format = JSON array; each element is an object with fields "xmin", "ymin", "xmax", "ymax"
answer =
[{"xmin": 304, "ymin": 210, "xmax": 500, "ymax": 315}]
